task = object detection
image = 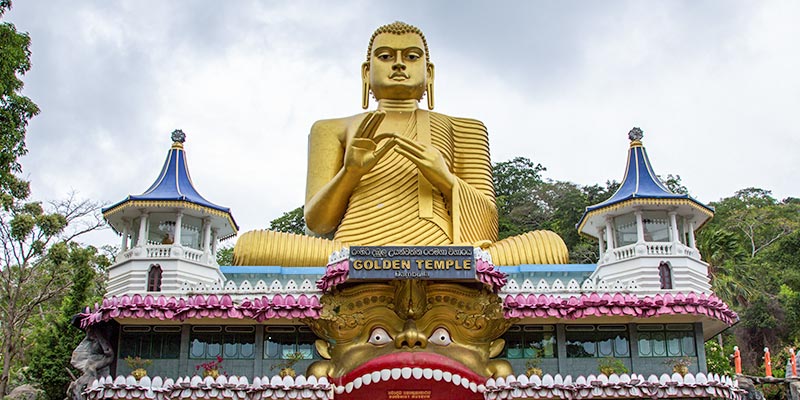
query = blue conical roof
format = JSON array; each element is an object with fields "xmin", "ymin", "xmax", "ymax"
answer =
[
  {"xmin": 103, "ymin": 130, "xmax": 238, "ymax": 238},
  {"xmin": 577, "ymin": 128, "xmax": 712, "ymax": 237}
]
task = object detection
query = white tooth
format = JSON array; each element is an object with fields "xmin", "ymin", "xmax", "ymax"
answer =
[
  {"xmin": 477, "ymin": 384, "xmax": 486, "ymax": 393},
  {"xmin": 443, "ymin": 371, "xmax": 452, "ymax": 382},
  {"xmin": 391, "ymin": 369, "xmax": 402, "ymax": 380},
  {"xmin": 363, "ymin": 373, "xmax": 372, "ymax": 385},
  {"xmin": 353, "ymin": 377, "xmax": 362, "ymax": 389},
  {"xmin": 412, "ymin": 368, "xmax": 423, "ymax": 379},
  {"xmin": 470, "ymin": 382, "xmax": 478, "ymax": 392},
  {"xmin": 452, "ymin": 374, "xmax": 462, "ymax": 386},
  {"xmin": 345, "ymin": 382, "xmax": 354, "ymax": 393},
  {"xmin": 371, "ymin": 371, "xmax": 381, "ymax": 384},
  {"xmin": 401, "ymin": 368, "xmax": 412, "ymax": 379},
  {"xmin": 461, "ymin": 377, "xmax": 470, "ymax": 389},
  {"xmin": 335, "ymin": 386, "xmax": 344, "ymax": 394},
  {"xmin": 381, "ymin": 369, "xmax": 391, "ymax": 381},
  {"xmin": 423, "ymin": 368, "xmax": 433, "ymax": 380},
  {"xmin": 433, "ymin": 369, "xmax": 443, "ymax": 381}
]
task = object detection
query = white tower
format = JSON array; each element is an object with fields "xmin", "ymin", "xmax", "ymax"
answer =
[
  {"xmin": 576, "ymin": 128, "xmax": 714, "ymax": 294},
  {"xmin": 101, "ymin": 130, "xmax": 238, "ymax": 296}
]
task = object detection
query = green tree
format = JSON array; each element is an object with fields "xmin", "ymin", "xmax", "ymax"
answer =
[
  {"xmin": 269, "ymin": 206, "xmax": 305, "ymax": 235},
  {"xmin": 0, "ymin": 1, "xmax": 38, "ymax": 204},
  {"xmin": 26, "ymin": 244, "xmax": 109, "ymax": 400},
  {"xmin": 711, "ymin": 188, "xmax": 800, "ymax": 257},
  {"xmin": 216, "ymin": 245, "xmax": 233, "ymax": 266}
]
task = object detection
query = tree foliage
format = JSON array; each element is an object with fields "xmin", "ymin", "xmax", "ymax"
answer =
[
  {"xmin": 25, "ymin": 244, "xmax": 108, "ymax": 400},
  {"xmin": 269, "ymin": 206, "xmax": 305, "ymax": 235}
]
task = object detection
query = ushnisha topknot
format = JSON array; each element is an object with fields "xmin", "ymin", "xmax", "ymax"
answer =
[{"xmin": 366, "ymin": 21, "xmax": 430, "ymax": 63}]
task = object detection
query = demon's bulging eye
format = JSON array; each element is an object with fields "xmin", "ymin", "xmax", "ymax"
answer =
[
  {"xmin": 368, "ymin": 327, "xmax": 393, "ymax": 345},
  {"xmin": 429, "ymin": 327, "xmax": 452, "ymax": 346}
]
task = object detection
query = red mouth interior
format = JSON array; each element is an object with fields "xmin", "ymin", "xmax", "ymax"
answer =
[{"xmin": 333, "ymin": 352, "xmax": 486, "ymax": 400}]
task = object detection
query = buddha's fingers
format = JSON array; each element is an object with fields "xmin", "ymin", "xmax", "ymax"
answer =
[
  {"xmin": 355, "ymin": 110, "xmax": 386, "ymax": 139},
  {"xmin": 373, "ymin": 139, "xmax": 396, "ymax": 161},
  {"xmin": 393, "ymin": 136, "xmax": 426, "ymax": 159},
  {"xmin": 392, "ymin": 135, "xmax": 426, "ymax": 152}
]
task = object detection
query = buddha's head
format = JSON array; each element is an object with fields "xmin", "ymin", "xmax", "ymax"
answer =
[
  {"xmin": 362, "ymin": 21, "xmax": 435, "ymax": 109},
  {"xmin": 306, "ymin": 281, "xmax": 512, "ymax": 398}
]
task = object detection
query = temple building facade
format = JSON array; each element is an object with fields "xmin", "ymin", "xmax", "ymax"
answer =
[{"xmin": 75, "ymin": 128, "xmax": 741, "ymax": 400}]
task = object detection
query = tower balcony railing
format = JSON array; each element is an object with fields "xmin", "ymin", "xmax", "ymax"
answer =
[
  {"xmin": 606, "ymin": 241, "xmax": 700, "ymax": 264},
  {"xmin": 115, "ymin": 243, "xmax": 214, "ymax": 266}
]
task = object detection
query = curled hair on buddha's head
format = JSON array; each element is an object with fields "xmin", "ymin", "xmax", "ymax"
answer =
[{"xmin": 366, "ymin": 21, "xmax": 431, "ymax": 63}]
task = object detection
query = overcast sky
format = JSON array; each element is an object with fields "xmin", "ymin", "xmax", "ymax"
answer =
[{"xmin": 6, "ymin": 1, "xmax": 799, "ymax": 247}]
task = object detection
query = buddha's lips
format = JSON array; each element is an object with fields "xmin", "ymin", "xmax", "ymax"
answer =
[{"xmin": 333, "ymin": 351, "xmax": 486, "ymax": 387}]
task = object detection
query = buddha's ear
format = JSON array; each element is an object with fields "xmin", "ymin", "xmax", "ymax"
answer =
[
  {"xmin": 489, "ymin": 339, "xmax": 505, "ymax": 358},
  {"xmin": 361, "ymin": 62, "xmax": 371, "ymax": 109},
  {"xmin": 426, "ymin": 63, "xmax": 435, "ymax": 110},
  {"xmin": 315, "ymin": 339, "xmax": 332, "ymax": 360}
]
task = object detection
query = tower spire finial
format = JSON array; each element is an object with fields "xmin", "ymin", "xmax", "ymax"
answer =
[
  {"xmin": 171, "ymin": 129, "xmax": 186, "ymax": 144},
  {"xmin": 628, "ymin": 127, "xmax": 643, "ymax": 142},
  {"xmin": 170, "ymin": 129, "xmax": 186, "ymax": 149}
]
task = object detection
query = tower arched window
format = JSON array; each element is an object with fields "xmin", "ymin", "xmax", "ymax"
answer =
[
  {"xmin": 148, "ymin": 264, "xmax": 163, "ymax": 292},
  {"xmin": 658, "ymin": 262, "xmax": 673, "ymax": 290}
]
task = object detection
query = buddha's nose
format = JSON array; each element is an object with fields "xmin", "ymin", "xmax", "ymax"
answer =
[
  {"xmin": 392, "ymin": 51, "xmax": 406, "ymax": 70},
  {"xmin": 395, "ymin": 319, "xmax": 427, "ymax": 349}
]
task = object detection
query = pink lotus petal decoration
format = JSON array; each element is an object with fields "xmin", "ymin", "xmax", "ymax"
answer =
[
  {"xmin": 78, "ymin": 293, "xmax": 324, "ymax": 328},
  {"xmin": 502, "ymin": 292, "xmax": 738, "ymax": 325}
]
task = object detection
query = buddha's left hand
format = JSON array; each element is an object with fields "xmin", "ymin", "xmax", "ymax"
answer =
[{"xmin": 389, "ymin": 134, "xmax": 455, "ymax": 194}]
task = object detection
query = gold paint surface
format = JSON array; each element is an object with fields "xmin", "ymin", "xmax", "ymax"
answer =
[
  {"xmin": 304, "ymin": 281, "xmax": 514, "ymax": 379},
  {"xmin": 233, "ymin": 22, "xmax": 567, "ymax": 266}
]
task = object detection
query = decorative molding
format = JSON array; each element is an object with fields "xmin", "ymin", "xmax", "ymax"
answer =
[
  {"xmin": 484, "ymin": 372, "xmax": 742, "ymax": 400},
  {"xmin": 503, "ymin": 292, "xmax": 737, "ymax": 325},
  {"xmin": 84, "ymin": 374, "xmax": 333, "ymax": 400},
  {"xmin": 78, "ymin": 294, "xmax": 322, "ymax": 328}
]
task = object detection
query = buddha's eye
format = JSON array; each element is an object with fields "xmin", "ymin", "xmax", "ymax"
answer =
[
  {"xmin": 406, "ymin": 53, "xmax": 420, "ymax": 61},
  {"xmin": 429, "ymin": 327, "xmax": 452, "ymax": 346},
  {"xmin": 377, "ymin": 53, "xmax": 392, "ymax": 61},
  {"xmin": 368, "ymin": 327, "xmax": 393, "ymax": 345}
]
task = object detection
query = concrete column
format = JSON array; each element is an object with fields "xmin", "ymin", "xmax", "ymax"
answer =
[
  {"xmin": 635, "ymin": 210, "xmax": 645, "ymax": 243},
  {"xmin": 598, "ymin": 229, "xmax": 606, "ymax": 255},
  {"xmin": 121, "ymin": 225, "xmax": 129, "ymax": 251},
  {"xmin": 669, "ymin": 212, "xmax": 680, "ymax": 244},
  {"xmin": 605, "ymin": 218, "xmax": 615, "ymax": 250},
  {"xmin": 211, "ymin": 228, "xmax": 219, "ymax": 256},
  {"xmin": 628, "ymin": 323, "xmax": 639, "ymax": 372},
  {"xmin": 179, "ymin": 325, "xmax": 190, "ymax": 375},
  {"xmin": 174, "ymin": 212, "xmax": 183, "ymax": 247},
  {"xmin": 695, "ymin": 322, "xmax": 707, "ymax": 373},
  {"xmin": 688, "ymin": 221, "xmax": 697, "ymax": 249},
  {"xmin": 202, "ymin": 218, "xmax": 212, "ymax": 254},
  {"xmin": 556, "ymin": 324, "xmax": 567, "ymax": 374},
  {"xmin": 254, "ymin": 326, "xmax": 264, "ymax": 376},
  {"xmin": 137, "ymin": 212, "xmax": 149, "ymax": 246}
]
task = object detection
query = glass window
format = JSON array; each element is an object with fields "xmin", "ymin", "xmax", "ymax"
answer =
[
  {"xmin": 190, "ymin": 326, "xmax": 255, "ymax": 359},
  {"xmin": 642, "ymin": 211, "xmax": 670, "ymax": 242},
  {"xmin": 566, "ymin": 325, "xmax": 629, "ymax": 358},
  {"xmin": 264, "ymin": 326, "xmax": 319, "ymax": 360},
  {"xmin": 614, "ymin": 214, "xmax": 637, "ymax": 247},
  {"xmin": 637, "ymin": 324, "xmax": 696, "ymax": 357},
  {"xmin": 502, "ymin": 325, "xmax": 557, "ymax": 359},
  {"xmin": 119, "ymin": 326, "xmax": 181, "ymax": 359}
]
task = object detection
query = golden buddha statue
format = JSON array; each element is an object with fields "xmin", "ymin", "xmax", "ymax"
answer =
[{"xmin": 234, "ymin": 22, "xmax": 568, "ymax": 266}]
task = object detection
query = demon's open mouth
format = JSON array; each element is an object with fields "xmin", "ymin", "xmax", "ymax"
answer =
[{"xmin": 332, "ymin": 352, "xmax": 487, "ymax": 398}]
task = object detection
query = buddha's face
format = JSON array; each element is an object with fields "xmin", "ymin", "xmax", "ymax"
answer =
[{"xmin": 364, "ymin": 32, "xmax": 432, "ymax": 101}]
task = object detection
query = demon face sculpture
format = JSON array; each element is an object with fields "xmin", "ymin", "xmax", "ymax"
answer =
[{"xmin": 305, "ymin": 280, "xmax": 512, "ymax": 399}]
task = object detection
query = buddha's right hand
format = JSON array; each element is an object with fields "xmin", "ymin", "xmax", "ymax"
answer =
[{"xmin": 343, "ymin": 111, "xmax": 395, "ymax": 176}]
